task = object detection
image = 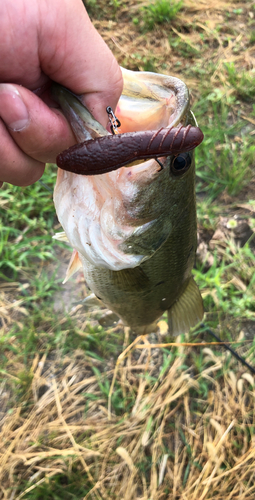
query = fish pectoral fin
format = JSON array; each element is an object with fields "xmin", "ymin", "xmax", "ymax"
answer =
[
  {"xmin": 53, "ymin": 231, "xmax": 70, "ymax": 243},
  {"xmin": 167, "ymin": 276, "xmax": 204, "ymax": 336},
  {"xmin": 63, "ymin": 250, "xmax": 83, "ymax": 284},
  {"xmin": 110, "ymin": 267, "xmax": 150, "ymax": 291},
  {"xmin": 121, "ymin": 217, "xmax": 172, "ymax": 258}
]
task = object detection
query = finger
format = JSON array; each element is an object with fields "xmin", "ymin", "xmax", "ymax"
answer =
[
  {"xmin": 38, "ymin": 0, "xmax": 123, "ymax": 127},
  {"xmin": 0, "ymin": 118, "xmax": 45, "ymax": 186},
  {"xmin": 0, "ymin": 83, "xmax": 77, "ymax": 164}
]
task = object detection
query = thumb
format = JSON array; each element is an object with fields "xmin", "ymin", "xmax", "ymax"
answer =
[{"xmin": 38, "ymin": 0, "xmax": 123, "ymax": 127}]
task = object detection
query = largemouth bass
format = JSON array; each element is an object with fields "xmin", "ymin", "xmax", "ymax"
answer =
[{"xmin": 52, "ymin": 68, "xmax": 204, "ymax": 335}]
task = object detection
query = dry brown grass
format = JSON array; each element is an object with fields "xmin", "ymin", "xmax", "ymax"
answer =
[
  {"xmin": 0, "ymin": 283, "xmax": 28, "ymax": 329},
  {"xmin": 91, "ymin": 0, "xmax": 255, "ymax": 84},
  {"xmin": 1, "ymin": 335, "xmax": 255, "ymax": 499}
]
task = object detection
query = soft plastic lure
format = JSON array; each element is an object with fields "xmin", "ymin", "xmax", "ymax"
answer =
[{"xmin": 56, "ymin": 124, "xmax": 203, "ymax": 175}]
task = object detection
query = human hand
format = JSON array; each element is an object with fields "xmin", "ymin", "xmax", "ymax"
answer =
[{"xmin": 0, "ymin": 0, "xmax": 123, "ymax": 187}]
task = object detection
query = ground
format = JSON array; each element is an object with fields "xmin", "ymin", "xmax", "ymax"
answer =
[{"xmin": 0, "ymin": 0, "xmax": 255, "ymax": 498}]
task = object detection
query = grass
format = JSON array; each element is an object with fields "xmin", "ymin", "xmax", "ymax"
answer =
[
  {"xmin": 194, "ymin": 96, "xmax": 254, "ymax": 199},
  {"xmin": 0, "ymin": 171, "xmax": 57, "ymax": 280},
  {"xmin": 17, "ymin": 472, "xmax": 92, "ymax": 499},
  {"xmin": 194, "ymin": 244, "xmax": 255, "ymax": 320},
  {"xmin": 135, "ymin": 0, "xmax": 183, "ymax": 31},
  {"xmin": 1, "ymin": 0, "xmax": 255, "ymax": 498},
  {"xmin": 2, "ymin": 338, "xmax": 255, "ymax": 499},
  {"xmin": 225, "ymin": 62, "xmax": 255, "ymax": 102}
]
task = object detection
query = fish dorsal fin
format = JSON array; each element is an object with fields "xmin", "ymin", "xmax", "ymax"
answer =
[
  {"xmin": 168, "ymin": 276, "xmax": 204, "ymax": 336},
  {"xmin": 63, "ymin": 250, "xmax": 83, "ymax": 284}
]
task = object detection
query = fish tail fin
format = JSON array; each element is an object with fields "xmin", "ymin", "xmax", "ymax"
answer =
[{"xmin": 167, "ymin": 276, "xmax": 204, "ymax": 336}]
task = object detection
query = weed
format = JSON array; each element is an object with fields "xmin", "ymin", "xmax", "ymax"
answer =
[
  {"xmin": 193, "ymin": 95, "xmax": 253, "ymax": 198},
  {"xmin": 250, "ymin": 30, "xmax": 255, "ymax": 45},
  {"xmin": 15, "ymin": 370, "xmax": 34, "ymax": 399},
  {"xmin": 232, "ymin": 8, "xmax": 243, "ymax": 15},
  {"xmin": 92, "ymin": 365, "xmax": 133, "ymax": 414},
  {"xmin": 169, "ymin": 33, "xmax": 200, "ymax": 58},
  {"xmin": 132, "ymin": 52, "xmax": 157, "ymax": 72},
  {"xmin": 0, "ymin": 167, "xmax": 58, "ymax": 279},
  {"xmin": 194, "ymin": 244, "xmax": 255, "ymax": 320},
  {"xmin": 140, "ymin": 0, "xmax": 183, "ymax": 31},
  {"xmin": 225, "ymin": 62, "xmax": 255, "ymax": 102},
  {"xmin": 85, "ymin": 0, "xmax": 121, "ymax": 19},
  {"xmin": 17, "ymin": 470, "xmax": 92, "ymax": 499}
]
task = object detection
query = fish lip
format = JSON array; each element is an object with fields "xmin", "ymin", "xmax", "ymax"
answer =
[{"xmin": 120, "ymin": 67, "xmax": 190, "ymax": 128}]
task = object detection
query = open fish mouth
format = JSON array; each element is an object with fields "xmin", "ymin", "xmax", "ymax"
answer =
[
  {"xmin": 53, "ymin": 68, "xmax": 203, "ymax": 271},
  {"xmin": 53, "ymin": 67, "xmax": 203, "ymax": 177},
  {"xmin": 116, "ymin": 68, "xmax": 192, "ymax": 131}
]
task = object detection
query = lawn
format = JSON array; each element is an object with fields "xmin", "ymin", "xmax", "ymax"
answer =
[{"xmin": 0, "ymin": 0, "xmax": 255, "ymax": 498}]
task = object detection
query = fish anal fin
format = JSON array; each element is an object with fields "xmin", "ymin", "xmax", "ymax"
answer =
[
  {"xmin": 167, "ymin": 277, "xmax": 204, "ymax": 336},
  {"xmin": 63, "ymin": 250, "xmax": 83, "ymax": 284},
  {"xmin": 99, "ymin": 311, "xmax": 120, "ymax": 328}
]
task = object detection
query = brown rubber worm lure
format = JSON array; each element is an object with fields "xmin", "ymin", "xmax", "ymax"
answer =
[{"xmin": 56, "ymin": 125, "xmax": 204, "ymax": 176}]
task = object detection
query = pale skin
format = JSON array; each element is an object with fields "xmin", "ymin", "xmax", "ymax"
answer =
[{"xmin": 0, "ymin": 0, "xmax": 123, "ymax": 187}]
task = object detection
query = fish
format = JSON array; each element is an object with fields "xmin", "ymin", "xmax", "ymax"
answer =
[{"xmin": 52, "ymin": 67, "xmax": 204, "ymax": 335}]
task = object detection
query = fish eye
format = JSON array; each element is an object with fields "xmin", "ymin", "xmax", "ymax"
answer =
[{"xmin": 170, "ymin": 152, "xmax": 192, "ymax": 176}]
